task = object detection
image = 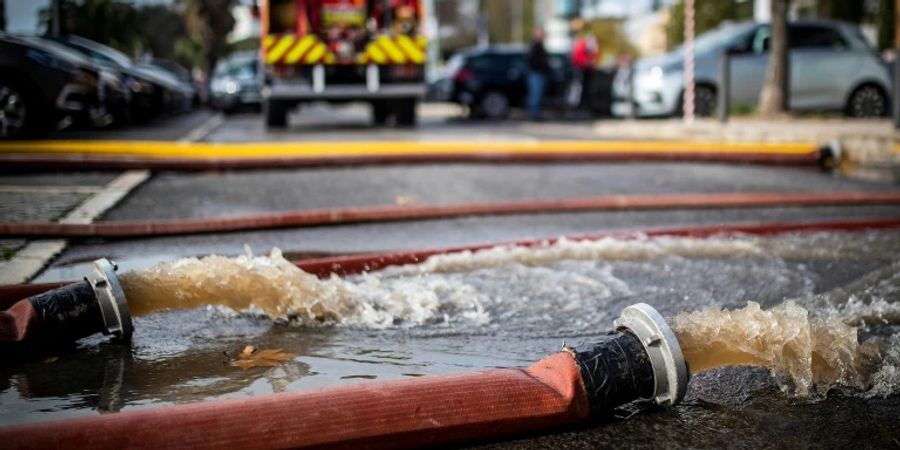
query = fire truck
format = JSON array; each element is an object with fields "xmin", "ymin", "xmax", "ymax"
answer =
[{"xmin": 260, "ymin": 0, "xmax": 427, "ymax": 127}]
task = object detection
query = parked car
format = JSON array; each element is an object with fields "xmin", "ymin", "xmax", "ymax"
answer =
[
  {"xmin": 209, "ymin": 52, "xmax": 261, "ymax": 113},
  {"xmin": 147, "ymin": 58, "xmax": 204, "ymax": 106},
  {"xmin": 0, "ymin": 33, "xmax": 103, "ymax": 138},
  {"xmin": 137, "ymin": 61, "xmax": 195, "ymax": 114},
  {"xmin": 432, "ymin": 46, "xmax": 575, "ymax": 119},
  {"xmin": 49, "ymin": 35, "xmax": 171, "ymax": 121},
  {"xmin": 613, "ymin": 20, "xmax": 892, "ymax": 118}
]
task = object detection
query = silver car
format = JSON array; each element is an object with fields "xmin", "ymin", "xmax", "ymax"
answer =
[
  {"xmin": 613, "ymin": 20, "xmax": 892, "ymax": 118},
  {"xmin": 209, "ymin": 52, "xmax": 262, "ymax": 113}
]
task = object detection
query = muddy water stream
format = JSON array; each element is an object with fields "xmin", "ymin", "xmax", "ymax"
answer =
[{"xmin": 3, "ymin": 231, "xmax": 900, "ymax": 447}]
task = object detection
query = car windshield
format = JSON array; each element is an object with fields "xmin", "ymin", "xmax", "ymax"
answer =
[
  {"xmin": 17, "ymin": 35, "xmax": 92, "ymax": 65},
  {"xmin": 67, "ymin": 37, "xmax": 134, "ymax": 69},
  {"xmin": 681, "ymin": 22, "xmax": 755, "ymax": 54},
  {"xmin": 215, "ymin": 58, "xmax": 258, "ymax": 80}
]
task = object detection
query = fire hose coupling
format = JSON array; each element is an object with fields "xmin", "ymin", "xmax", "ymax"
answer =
[
  {"xmin": 26, "ymin": 258, "xmax": 133, "ymax": 343},
  {"xmin": 86, "ymin": 258, "xmax": 133, "ymax": 340},
  {"xmin": 571, "ymin": 303, "xmax": 688, "ymax": 412},
  {"xmin": 614, "ymin": 303, "xmax": 688, "ymax": 406}
]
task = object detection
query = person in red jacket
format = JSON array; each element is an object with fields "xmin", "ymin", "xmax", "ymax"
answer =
[{"xmin": 569, "ymin": 19, "xmax": 599, "ymax": 110}]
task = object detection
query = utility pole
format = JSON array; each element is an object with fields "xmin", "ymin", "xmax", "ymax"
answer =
[
  {"xmin": 0, "ymin": 0, "xmax": 6, "ymax": 32},
  {"xmin": 51, "ymin": 0, "xmax": 67, "ymax": 36},
  {"xmin": 895, "ymin": 0, "xmax": 900, "ymax": 48},
  {"xmin": 682, "ymin": 0, "xmax": 695, "ymax": 122},
  {"xmin": 758, "ymin": 0, "xmax": 789, "ymax": 116}
]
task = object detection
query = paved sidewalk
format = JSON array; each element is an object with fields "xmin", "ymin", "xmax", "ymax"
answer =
[
  {"xmin": 594, "ymin": 118, "xmax": 900, "ymax": 182},
  {"xmin": 0, "ymin": 171, "xmax": 149, "ymax": 284}
]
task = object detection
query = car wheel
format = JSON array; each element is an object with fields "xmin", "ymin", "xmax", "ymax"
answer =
[
  {"xmin": 0, "ymin": 82, "xmax": 30, "ymax": 139},
  {"xmin": 846, "ymin": 85, "xmax": 887, "ymax": 118},
  {"xmin": 478, "ymin": 91, "xmax": 510, "ymax": 119}
]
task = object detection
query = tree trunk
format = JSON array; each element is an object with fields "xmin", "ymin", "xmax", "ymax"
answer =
[{"xmin": 758, "ymin": 0, "xmax": 789, "ymax": 116}]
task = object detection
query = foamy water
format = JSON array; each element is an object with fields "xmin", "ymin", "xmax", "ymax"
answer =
[
  {"xmin": 122, "ymin": 236, "xmax": 761, "ymax": 326},
  {"xmin": 120, "ymin": 233, "xmax": 900, "ymax": 398},
  {"xmin": 122, "ymin": 247, "xmax": 488, "ymax": 328},
  {"xmin": 671, "ymin": 301, "xmax": 890, "ymax": 396}
]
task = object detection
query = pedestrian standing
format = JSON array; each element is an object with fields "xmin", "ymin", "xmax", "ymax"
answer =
[
  {"xmin": 570, "ymin": 20, "xmax": 599, "ymax": 111},
  {"xmin": 527, "ymin": 28, "xmax": 551, "ymax": 121}
]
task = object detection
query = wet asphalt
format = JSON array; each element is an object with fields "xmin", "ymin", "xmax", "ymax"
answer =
[{"xmin": 3, "ymin": 107, "xmax": 900, "ymax": 448}]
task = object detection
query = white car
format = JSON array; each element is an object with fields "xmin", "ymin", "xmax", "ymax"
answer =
[{"xmin": 613, "ymin": 20, "xmax": 892, "ymax": 118}]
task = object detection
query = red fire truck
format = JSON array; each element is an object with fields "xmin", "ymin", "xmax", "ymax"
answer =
[{"xmin": 260, "ymin": 0, "xmax": 427, "ymax": 127}]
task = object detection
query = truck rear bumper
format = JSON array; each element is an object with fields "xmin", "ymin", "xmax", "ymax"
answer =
[{"xmin": 264, "ymin": 83, "xmax": 425, "ymax": 101}]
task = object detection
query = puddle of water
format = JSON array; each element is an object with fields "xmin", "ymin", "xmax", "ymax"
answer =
[{"xmin": 3, "ymin": 231, "xmax": 900, "ymax": 428}]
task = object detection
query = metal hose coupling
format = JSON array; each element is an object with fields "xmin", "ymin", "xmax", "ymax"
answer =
[
  {"xmin": 569, "ymin": 303, "xmax": 688, "ymax": 413},
  {"xmin": 26, "ymin": 258, "xmax": 132, "ymax": 343}
]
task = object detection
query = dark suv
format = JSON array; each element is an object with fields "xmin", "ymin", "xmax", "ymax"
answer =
[{"xmin": 433, "ymin": 46, "xmax": 574, "ymax": 119}]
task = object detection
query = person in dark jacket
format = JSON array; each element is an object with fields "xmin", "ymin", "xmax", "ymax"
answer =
[{"xmin": 527, "ymin": 27, "xmax": 551, "ymax": 120}]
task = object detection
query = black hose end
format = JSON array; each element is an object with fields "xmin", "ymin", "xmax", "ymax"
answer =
[
  {"xmin": 28, "ymin": 280, "xmax": 104, "ymax": 343},
  {"xmin": 818, "ymin": 139, "xmax": 842, "ymax": 172},
  {"xmin": 26, "ymin": 259, "xmax": 132, "ymax": 345},
  {"xmin": 571, "ymin": 303, "xmax": 689, "ymax": 413},
  {"xmin": 572, "ymin": 331, "xmax": 655, "ymax": 413}
]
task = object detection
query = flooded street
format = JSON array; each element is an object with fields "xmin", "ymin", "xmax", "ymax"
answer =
[{"xmin": 3, "ymin": 230, "xmax": 899, "ymax": 447}]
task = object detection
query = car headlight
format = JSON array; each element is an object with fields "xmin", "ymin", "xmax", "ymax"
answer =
[
  {"xmin": 646, "ymin": 66, "xmax": 664, "ymax": 88},
  {"xmin": 211, "ymin": 79, "xmax": 240, "ymax": 95}
]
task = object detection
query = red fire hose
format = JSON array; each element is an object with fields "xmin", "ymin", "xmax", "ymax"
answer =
[
  {"xmin": 2, "ymin": 191, "xmax": 899, "ymax": 239},
  {"xmin": 0, "ymin": 304, "xmax": 688, "ymax": 450},
  {"xmin": 1, "ymin": 353, "xmax": 588, "ymax": 449}
]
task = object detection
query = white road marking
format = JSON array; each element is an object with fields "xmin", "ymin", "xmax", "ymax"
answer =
[{"xmin": 0, "ymin": 170, "xmax": 150, "ymax": 284}]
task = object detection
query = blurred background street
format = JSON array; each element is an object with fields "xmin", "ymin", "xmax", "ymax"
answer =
[{"xmin": 2, "ymin": 0, "xmax": 900, "ymax": 448}]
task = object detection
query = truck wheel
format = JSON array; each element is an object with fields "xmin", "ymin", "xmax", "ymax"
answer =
[
  {"xmin": 264, "ymin": 99, "xmax": 287, "ymax": 127},
  {"xmin": 394, "ymin": 98, "xmax": 417, "ymax": 127},
  {"xmin": 371, "ymin": 100, "xmax": 389, "ymax": 125}
]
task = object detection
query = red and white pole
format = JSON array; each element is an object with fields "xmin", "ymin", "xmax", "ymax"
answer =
[{"xmin": 683, "ymin": 0, "xmax": 695, "ymax": 122}]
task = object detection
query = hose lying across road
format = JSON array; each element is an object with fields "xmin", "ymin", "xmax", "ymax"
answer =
[
  {"xmin": 3, "ymin": 191, "xmax": 899, "ymax": 238},
  {"xmin": 0, "ymin": 309, "xmax": 685, "ymax": 450},
  {"xmin": 0, "ymin": 139, "xmax": 823, "ymax": 172}
]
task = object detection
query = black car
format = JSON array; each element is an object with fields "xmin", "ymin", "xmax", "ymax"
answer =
[
  {"xmin": 0, "ymin": 33, "xmax": 102, "ymax": 138},
  {"xmin": 49, "ymin": 35, "xmax": 170, "ymax": 121},
  {"xmin": 433, "ymin": 46, "xmax": 574, "ymax": 119},
  {"xmin": 432, "ymin": 46, "xmax": 616, "ymax": 118}
]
